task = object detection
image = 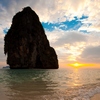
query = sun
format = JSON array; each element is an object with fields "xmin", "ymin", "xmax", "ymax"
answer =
[
  {"xmin": 67, "ymin": 63, "xmax": 100, "ymax": 68},
  {"xmin": 73, "ymin": 63, "xmax": 81, "ymax": 67},
  {"xmin": 68, "ymin": 62, "xmax": 83, "ymax": 68}
]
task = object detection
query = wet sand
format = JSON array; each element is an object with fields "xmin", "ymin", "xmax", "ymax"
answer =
[
  {"xmin": 0, "ymin": 85, "xmax": 8, "ymax": 100},
  {"xmin": 91, "ymin": 93, "xmax": 100, "ymax": 100}
]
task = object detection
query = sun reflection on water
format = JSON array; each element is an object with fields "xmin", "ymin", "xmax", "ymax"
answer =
[{"xmin": 71, "ymin": 68, "xmax": 82, "ymax": 87}]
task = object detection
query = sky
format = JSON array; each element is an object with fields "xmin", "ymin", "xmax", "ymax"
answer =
[{"xmin": 0, "ymin": 0, "xmax": 100, "ymax": 68}]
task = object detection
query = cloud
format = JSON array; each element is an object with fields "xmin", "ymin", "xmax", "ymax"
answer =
[
  {"xmin": 46, "ymin": 29, "xmax": 100, "ymax": 65},
  {"xmin": 0, "ymin": 32, "xmax": 6, "ymax": 67},
  {"xmin": 0, "ymin": 0, "xmax": 100, "ymax": 29},
  {"xmin": 46, "ymin": 30, "xmax": 88, "ymax": 64},
  {"xmin": 77, "ymin": 46, "xmax": 100, "ymax": 63},
  {"xmin": 49, "ymin": 31, "xmax": 87, "ymax": 47}
]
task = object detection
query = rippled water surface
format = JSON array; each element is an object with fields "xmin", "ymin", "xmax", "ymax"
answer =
[{"xmin": 0, "ymin": 68, "xmax": 100, "ymax": 100}]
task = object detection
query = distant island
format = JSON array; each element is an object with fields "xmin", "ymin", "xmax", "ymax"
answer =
[
  {"xmin": 4, "ymin": 7, "xmax": 59, "ymax": 69},
  {"xmin": 3, "ymin": 66, "xmax": 10, "ymax": 69}
]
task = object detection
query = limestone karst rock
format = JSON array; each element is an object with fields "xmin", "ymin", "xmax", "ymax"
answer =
[{"xmin": 4, "ymin": 7, "xmax": 59, "ymax": 69}]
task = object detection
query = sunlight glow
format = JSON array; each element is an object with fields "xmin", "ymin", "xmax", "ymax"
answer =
[
  {"xmin": 69, "ymin": 62, "xmax": 83, "ymax": 68},
  {"xmin": 67, "ymin": 62, "xmax": 100, "ymax": 68}
]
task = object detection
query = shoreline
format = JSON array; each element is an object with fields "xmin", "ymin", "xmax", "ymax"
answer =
[{"xmin": 90, "ymin": 93, "xmax": 100, "ymax": 100}]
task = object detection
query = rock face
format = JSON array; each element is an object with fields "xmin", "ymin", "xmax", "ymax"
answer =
[{"xmin": 4, "ymin": 7, "xmax": 59, "ymax": 69}]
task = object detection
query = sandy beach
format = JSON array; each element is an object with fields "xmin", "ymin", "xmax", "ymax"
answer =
[{"xmin": 90, "ymin": 94, "xmax": 100, "ymax": 100}]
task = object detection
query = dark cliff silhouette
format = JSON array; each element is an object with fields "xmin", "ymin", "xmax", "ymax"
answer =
[{"xmin": 4, "ymin": 7, "xmax": 59, "ymax": 69}]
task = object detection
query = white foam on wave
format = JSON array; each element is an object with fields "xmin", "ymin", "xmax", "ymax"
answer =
[
  {"xmin": 73, "ymin": 86, "xmax": 100, "ymax": 100},
  {"xmin": 30, "ymin": 83, "xmax": 100, "ymax": 100}
]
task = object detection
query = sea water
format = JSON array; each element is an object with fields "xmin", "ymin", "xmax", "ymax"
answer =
[{"xmin": 0, "ymin": 68, "xmax": 100, "ymax": 100}]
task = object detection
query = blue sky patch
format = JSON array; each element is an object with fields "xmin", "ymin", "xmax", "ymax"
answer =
[
  {"xmin": 79, "ymin": 15, "xmax": 88, "ymax": 20},
  {"xmin": 80, "ymin": 30, "xmax": 89, "ymax": 34},
  {"xmin": 42, "ymin": 15, "xmax": 89, "ymax": 32},
  {"xmin": 3, "ymin": 28, "xmax": 9, "ymax": 34}
]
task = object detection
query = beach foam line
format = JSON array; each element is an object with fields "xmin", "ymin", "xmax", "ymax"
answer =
[
  {"xmin": 90, "ymin": 93, "xmax": 100, "ymax": 100},
  {"xmin": 73, "ymin": 86, "xmax": 100, "ymax": 100}
]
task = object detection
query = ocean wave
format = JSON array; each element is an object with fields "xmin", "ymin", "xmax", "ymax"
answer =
[{"xmin": 73, "ymin": 85, "xmax": 100, "ymax": 100}]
